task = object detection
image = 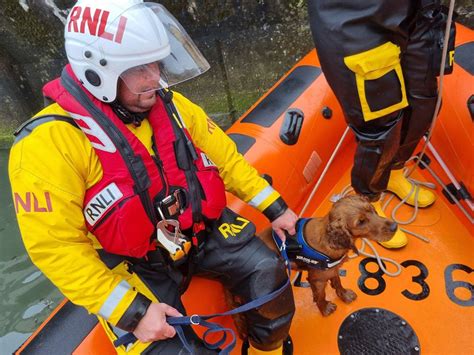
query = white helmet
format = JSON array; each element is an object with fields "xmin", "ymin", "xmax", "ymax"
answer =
[{"xmin": 64, "ymin": 0, "xmax": 210, "ymax": 102}]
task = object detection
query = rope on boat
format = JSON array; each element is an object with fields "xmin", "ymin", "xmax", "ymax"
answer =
[
  {"xmin": 406, "ymin": 157, "xmax": 474, "ymax": 224},
  {"xmin": 338, "ymin": 150, "xmax": 474, "ymax": 278},
  {"xmin": 381, "ymin": 164, "xmax": 436, "ymax": 227},
  {"xmin": 351, "ymin": 239, "xmax": 402, "ymax": 277},
  {"xmin": 335, "ymin": 186, "xmax": 403, "ymax": 277},
  {"xmin": 382, "ymin": 156, "xmax": 474, "ymax": 227}
]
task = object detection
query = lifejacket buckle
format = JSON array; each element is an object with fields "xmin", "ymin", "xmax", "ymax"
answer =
[
  {"xmin": 157, "ymin": 189, "xmax": 187, "ymax": 221},
  {"xmin": 156, "ymin": 219, "xmax": 191, "ymax": 262}
]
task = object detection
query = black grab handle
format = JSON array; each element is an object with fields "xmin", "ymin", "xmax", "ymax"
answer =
[{"xmin": 280, "ymin": 108, "xmax": 304, "ymax": 145}]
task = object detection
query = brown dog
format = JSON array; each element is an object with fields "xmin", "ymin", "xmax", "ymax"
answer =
[
  {"xmin": 257, "ymin": 194, "xmax": 397, "ymax": 316},
  {"xmin": 225, "ymin": 195, "xmax": 397, "ymax": 345}
]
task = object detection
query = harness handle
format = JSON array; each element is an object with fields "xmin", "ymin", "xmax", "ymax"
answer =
[{"xmin": 113, "ymin": 249, "xmax": 291, "ymax": 354}]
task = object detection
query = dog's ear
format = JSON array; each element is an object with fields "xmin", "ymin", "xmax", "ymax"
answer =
[{"xmin": 326, "ymin": 216, "xmax": 353, "ymax": 250}]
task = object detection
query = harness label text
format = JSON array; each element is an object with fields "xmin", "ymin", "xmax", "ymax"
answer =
[{"xmin": 84, "ymin": 182, "xmax": 123, "ymax": 226}]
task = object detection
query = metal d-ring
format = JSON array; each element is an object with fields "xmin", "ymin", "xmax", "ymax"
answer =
[{"xmin": 190, "ymin": 314, "xmax": 200, "ymax": 325}]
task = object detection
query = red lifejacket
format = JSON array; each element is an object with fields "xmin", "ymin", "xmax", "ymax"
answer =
[{"xmin": 42, "ymin": 65, "xmax": 226, "ymax": 257}]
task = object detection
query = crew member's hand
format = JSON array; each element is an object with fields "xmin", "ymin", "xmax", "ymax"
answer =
[
  {"xmin": 133, "ymin": 302, "xmax": 182, "ymax": 343},
  {"xmin": 271, "ymin": 208, "xmax": 298, "ymax": 242}
]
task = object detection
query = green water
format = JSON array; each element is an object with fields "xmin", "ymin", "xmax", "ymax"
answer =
[{"xmin": 0, "ymin": 149, "xmax": 63, "ymax": 353}]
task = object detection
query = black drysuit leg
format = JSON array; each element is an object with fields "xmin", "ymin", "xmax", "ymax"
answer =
[
  {"xmin": 307, "ymin": 0, "xmax": 438, "ymax": 199},
  {"xmin": 196, "ymin": 209, "xmax": 295, "ymax": 351}
]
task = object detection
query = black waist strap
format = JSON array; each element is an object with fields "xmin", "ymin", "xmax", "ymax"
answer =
[{"xmin": 98, "ymin": 248, "xmax": 166, "ymax": 270}]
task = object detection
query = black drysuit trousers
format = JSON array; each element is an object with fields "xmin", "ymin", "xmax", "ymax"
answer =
[
  {"xmin": 308, "ymin": 0, "xmax": 442, "ymax": 200},
  {"xmin": 102, "ymin": 208, "xmax": 295, "ymax": 354}
]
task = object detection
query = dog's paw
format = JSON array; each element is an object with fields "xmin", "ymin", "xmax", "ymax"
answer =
[
  {"xmin": 338, "ymin": 288, "xmax": 357, "ymax": 303},
  {"xmin": 337, "ymin": 288, "xmax": 357, "ymax": 303},
  {"xmin": 319, "ymin": 301, "xmax": 337, "ymax": 316}
]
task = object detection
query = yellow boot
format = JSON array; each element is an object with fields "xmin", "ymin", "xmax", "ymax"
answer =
[
  {"xmin": 387, "ymin": 169, "xmax": 436, "ymax": 207},
  {"xmin": 372, "ymin": 201, "xmax": 408, "ymax": 249},
  {"xmin": 248, "ymin": 344, "xmax": 283, "ymax": 355},
  {"xmin": 244, "ymin": 336, "xmax": 292, "ymax": 355}
]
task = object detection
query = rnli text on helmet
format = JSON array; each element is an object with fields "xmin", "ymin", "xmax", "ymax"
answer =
[{"xmin": 67, "ymin": 6, "xmax": 128, "ymax": 44}]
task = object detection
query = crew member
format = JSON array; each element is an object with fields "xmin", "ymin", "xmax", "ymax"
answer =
[
  {"xmin": 308, "ymin": 0, "xmax": 454, "ymax": 248},
  {"xmin": 9, "ymin": 1, "xmax": 297, "ymax": 353}
]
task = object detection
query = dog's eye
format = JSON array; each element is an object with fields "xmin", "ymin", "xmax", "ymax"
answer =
[{"xmin": 357, "ymin": 218, "xmax": 366, "ymax": 226}]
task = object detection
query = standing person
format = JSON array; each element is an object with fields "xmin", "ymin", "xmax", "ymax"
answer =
[
  {"xmin": 9, "ymin": 1, "xmax": 296, "ymax": 354},
  {"xmin": 308, "ymin": 0, "xmax": 454, "ymax": 248}
]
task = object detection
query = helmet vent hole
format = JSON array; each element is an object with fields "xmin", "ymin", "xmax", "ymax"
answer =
[
  {"xmin": 85, "ymin": 69, "xmax": 101, "ymax": 87},
  {"xmin": 84, "ymin": 51, "xmax": 92, "ymax": 59},
  {"xmin": 103, "ymin": 96, "xmax": 108, "ymax": 102},
  {"xmin": 99, "ymin": 59, "xmax": 107, "ymax": 66}
]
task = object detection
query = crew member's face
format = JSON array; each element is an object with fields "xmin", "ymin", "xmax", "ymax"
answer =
[{"xmin": 117, "ymin": 62, "xmax": 161, "ymax": 113}]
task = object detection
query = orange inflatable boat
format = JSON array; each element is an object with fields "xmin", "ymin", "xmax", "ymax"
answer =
[{"xmin": 16, "ymin": 25, "xmax": 473, "ymax": 354}]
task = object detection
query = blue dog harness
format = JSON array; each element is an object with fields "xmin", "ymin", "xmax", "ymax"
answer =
[{"xmin": 272, "ymin": 218, "xmax": 346, "ymax": 270}]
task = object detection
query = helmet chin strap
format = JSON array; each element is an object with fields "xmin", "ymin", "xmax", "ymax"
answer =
[{"xmin": 110, "ymin": 100, "xmax": 149, "ymax": 127}]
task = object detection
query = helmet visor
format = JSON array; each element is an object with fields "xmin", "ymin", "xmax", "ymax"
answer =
[{"xmin": 118, "ymin": 3, "xmax": 210, "ymax": 94}]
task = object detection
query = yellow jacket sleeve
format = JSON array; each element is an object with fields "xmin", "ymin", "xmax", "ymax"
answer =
[
  {"xmin": 173, "ymin": 92, "xmax": 288, "ymax": 220},
  {"xmin": 8, "ymin": 105, "xmax": 139, "ymax": 328}
]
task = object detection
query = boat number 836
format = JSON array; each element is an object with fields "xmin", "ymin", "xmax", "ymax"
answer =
[{"xmin": 357, "ymin": 258, "xmax": 474, "ymax": 307}]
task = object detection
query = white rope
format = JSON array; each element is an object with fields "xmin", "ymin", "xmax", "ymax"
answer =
[
  {"xmin": 335, "ymin": 187, "xmax": 403, "ymax": 277},
  {"xmin": 382, "ymin": 163, "xmax": 436, "ymax": 226},
  {"xmin": 340, "ymin": 146, "xmax": 474, "ymax": 279},
  {"xmin": 349, "ymin": 239, "xmax": 402, "ymax": 277}
]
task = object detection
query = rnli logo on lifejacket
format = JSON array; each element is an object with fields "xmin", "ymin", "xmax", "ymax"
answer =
[
  {"xmin": 13, "ymin": 192, "xmax": 53, "ymax": 213},
  {"xmin": 67, "ymin": 6, "xmax": 128, "ymax": 44},
  {"xmin": 218, "ymin": 217, "xmax": 250, "ymax": 239},
  {"xmin": 84, "ymin": 183, "xmax": 123, "ymax": 226},
  {"xmin": 68, "ymin": 112, "xmax": 116, "ymax": 153},
  {"xmin": 200, "ymin": 152, "xmax": 216, "ymax": 168}
]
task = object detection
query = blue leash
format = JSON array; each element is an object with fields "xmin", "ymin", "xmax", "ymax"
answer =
[{"xmin": 114, "ymin": 241, "xmax": 291, "ymax": 354}]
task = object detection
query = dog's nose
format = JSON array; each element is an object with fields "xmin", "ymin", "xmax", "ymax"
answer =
[{"xmin": 389, "ymin": 222, "xmax": 398, "ymax": 232}]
